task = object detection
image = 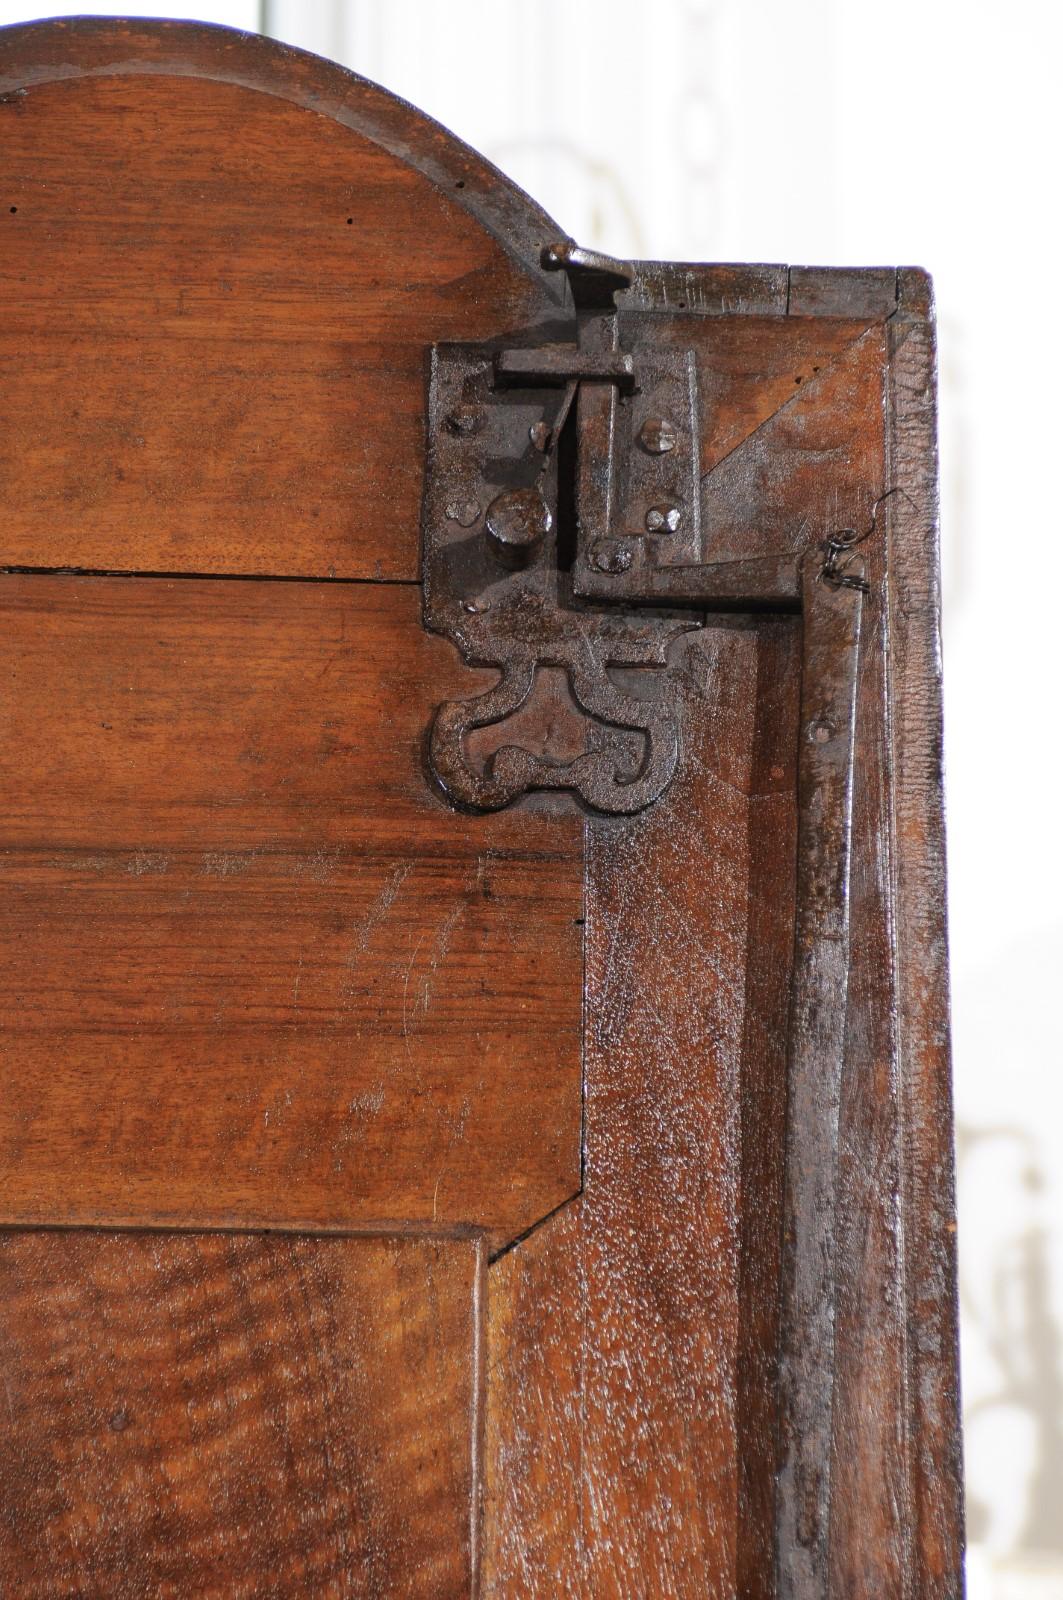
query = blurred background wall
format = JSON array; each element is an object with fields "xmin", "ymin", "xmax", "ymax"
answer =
[{"xmin": 3, "ymin": 4, "xmax": 1060, "ymax": 1593}]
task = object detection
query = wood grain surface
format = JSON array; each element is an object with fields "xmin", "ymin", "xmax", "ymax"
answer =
[
  {"xmin": 483, "ymin": 619, "xmax": 797, "ymax": 1596},
  {"xmin": 0, "ymin": 19, "xmax": 561, "ymax": 580},
  {"xmin": 480, "ymin": 273, "xmax": 960, "ymax": 1598},
  {"xmin": 0, "ymin": 17, "xmax": 962, "ymax": 1599},
  {"xmin": 737, "ymin": 618, "xmax": 802, "ymax": 1599},
  {"xmin": 0, "ymin": 1228, "xmax": 483, "ymax": 1599},
  {"xmin": 0, "ymin": 576, "xmax": 582, "ymax": 1245},
  {"xmin": 887, "ymin": 271, "xmax": 964, "ymax": 1598},
  {"xmin": 651, "ymin": 309, "xmax": 885, "ymax": 530}
]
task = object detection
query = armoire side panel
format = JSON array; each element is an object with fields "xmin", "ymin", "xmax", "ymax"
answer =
[
  {"xmin": 0, "ymin": 576, "xmax": 583, "ymax": 1246},
  {"xmin": 0, "ymin": 1230, "xmax": 483, "ymax": 1598}
]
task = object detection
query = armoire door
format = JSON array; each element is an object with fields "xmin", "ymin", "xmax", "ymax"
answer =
[{"xmin": 0, "ymin": 18, "xmax": 962, "ymax": 1599}]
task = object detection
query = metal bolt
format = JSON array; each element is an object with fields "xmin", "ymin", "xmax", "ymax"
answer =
[
  {"xmin": 529, "ymin": 420, "xmax": 552, "ymax": 452},
  {"xmin": 645, "ymin": 504, "xmax": 682, "ymax": 534},
  {"xmin": 485, "ymin": 487, "xmax": 551, "ymax": 569},
  {"xmin": 445, "ymin": 499, "xmax": 480, "ymax": 528},
  {"xmin": 446, "ymin": 402, "xmax": 486, "ymax": 436},
  {"xmin": 591, "ymin": 540, "xmax": 633, "ymax": 575},
  {"xmin": 638, "ymin": 416, "xmax": 679, "ymax": 454}
]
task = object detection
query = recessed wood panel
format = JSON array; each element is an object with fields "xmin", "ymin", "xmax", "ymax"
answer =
[
  {"xmin": 0, "ymin": 1229, "xmax": 482, "ymax": 1598},
  {"xmin": 0, "ymin": 577, "xmax": 583, "ymax": 1244},
  {"xmin": 483, "ymin": 620, "xmax": 801, "ymax": 1595}
]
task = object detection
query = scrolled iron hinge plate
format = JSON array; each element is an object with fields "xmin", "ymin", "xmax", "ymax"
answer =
[{"xmin": 421, "ymin": 242, "xmax": 704, "ymax": 815}]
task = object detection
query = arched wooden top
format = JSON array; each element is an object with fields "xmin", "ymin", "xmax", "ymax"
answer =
[
  {"xmin": 0, "ymin": 17, "xmax": 569, "ymax": 578},
  {"xmin": 0, "ymin": 16, "xmax": 565, "ymax": 284}
]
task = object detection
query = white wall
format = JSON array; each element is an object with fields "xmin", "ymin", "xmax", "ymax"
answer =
[{"xmin": 0, "ymin": 1, "xmax": 261, "ymax": 23}]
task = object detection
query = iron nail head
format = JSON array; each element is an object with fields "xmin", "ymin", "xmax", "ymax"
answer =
[
  {"xmin": 445, "ymin": 499, "xmax": 481, "ymax": 528},
  {"xmin": 591, "ymin": 540, "xmax": 634, "ymax": 575},
  {"xmin": 638, "ymin": 416, "xmax": 679, "ymax": 454},
  {"xmin": 645, "ymin": 504, "xmax": 682, "ymax": 533},
  {"xmin": 485, "ymin": 487, "xmax": 552, "ymax": 568},
  {"xmin": 447, "ymin": 402, "xmax": 486, "ymax": 436}
]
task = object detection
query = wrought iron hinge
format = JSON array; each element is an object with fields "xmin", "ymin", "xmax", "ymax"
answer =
[
  {"xmin": 421, "ymin": 239, "xmax": 864, "ymax": 818},
  {"xmin": 421, "ymin": 241, "xmax": 709, "ymax": 815}
]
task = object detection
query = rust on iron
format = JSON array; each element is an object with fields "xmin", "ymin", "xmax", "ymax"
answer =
[
  {"xmin": 422, "ymin": 240, "xmax": 702, "ymax": 816},
  {"xmin": 484, "ymin": 487, "xmax": 552, "ymax": 569}
]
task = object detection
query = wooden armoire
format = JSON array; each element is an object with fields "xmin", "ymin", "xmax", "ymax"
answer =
[{"xmin": 0, "ymin": 18, "xmax": 962, "ymax": 1598}]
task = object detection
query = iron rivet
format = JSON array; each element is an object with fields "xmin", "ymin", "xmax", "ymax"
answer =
[
  {"xmin": 485, "ymin": 487, "xmax": 552, "ymax": 569},
  {"xmin": 638, "ymin": 416, "xmax": 678, "ymax": 454},
  {"xmin": 529, "ymin": 420, "xmax": 552, "ymax": 452},
  {"xmin": 811, "ymin": 719, "xmax": 834, "ymax": 744},
  {"xmin": 645, "ymin": 504, "xmax": 682, "ymax": 534},
  {"xmin": 445, "ymin": 499, "xmax": 480, "ymax": 528},
  {"xmin": 446, "ymin": 402, "xmax": 486, "ymax": 436},
  {"xmin": 462, "ymin": 597, "xmax": 491, "ymax": 614},
  {"xmin": 591, "ymin": 540, "xmax": 633, "ymax": 575}
]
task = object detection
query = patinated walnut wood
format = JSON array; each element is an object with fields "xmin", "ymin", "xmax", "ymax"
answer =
[
  {"xmin": 0, "ymin": 17, "xmax": 961, "ymax": 1599},
  {"xmin": 484, "ymin": 620, "xmax": 793, "ymax": 1596},
  {"xmin": 480, "ymin": 270, "xmax": 951, "ymax": 1599},
  {"xmin": 0, "ymin": 575, "xmax": 582, "ymax": 1247},
  {"xmin": 887, "ymin": 272, "xmax": 964, "ymax": 1595},
  {"xmin": 0, "ymin": 18, "xmax": 561, "ymax": 580},
  {"xmin": 0, "ymin": 1229, "xmax": 483, "ymax": 1598}
]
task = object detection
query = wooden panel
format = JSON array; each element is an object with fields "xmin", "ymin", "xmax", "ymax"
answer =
[
  {"xmin": 483, "ymin": 619, "xmax": 793, "ymax": 1596},
  {"xmin": 0, "ymin": 25, "xmax": 559, "ymax": 579},
  {"xmin": 655, "ymin": 310, "xmax": 873, "ymax": 474},
  {"xmin": 696, "ymin": 322, "xmax": 887, "ymax": 559},
  {"xmin": 0, "ymin": 1229, "xmax": 482, "ymax": 1598},
  {"xmin": 0, "ymin": 577, "xmax": 582, "ymax": 1244},
  {"xmin": 479, "ymin": 273, "xmax": 960, "ymax": 1598},
  {"xmin": 826, "ymin": 434, "xmax": 908, "ymax": 1594},
  {"xmin": 736, "ymin": 617, "xmax": 802, "ymax": 1599},
  {"xmin": 887, "ymin": 273, "xmax": 964, "ymax": 1598},
  {"xmin": 578, "ymin": 628, "xmax": 756, "ymax": 1598}
]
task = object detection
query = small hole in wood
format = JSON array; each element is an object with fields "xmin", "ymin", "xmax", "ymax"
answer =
[
  {"xmin": 455, "ymin": 180, "xmax": 466, "ymax": 189},
  {"xmin": 346, "ymin": 217, "xmax": 353, "ymax": 224},
  {"xmin": 9, "ymin": 206, "xmax": 16, "ymax": 214}
]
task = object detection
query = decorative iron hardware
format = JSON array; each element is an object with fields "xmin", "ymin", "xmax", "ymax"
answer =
[
  {"xmin": 422, "ymin": 241, "xmax": 710, "ymax": 815},
  {"xmin": 422, "ymin": 240, "xmax": 865, "ymax": 827}
]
